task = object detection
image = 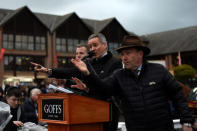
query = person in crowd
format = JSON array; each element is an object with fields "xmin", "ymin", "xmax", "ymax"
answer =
[
  {"xmin": 71, "ymin": 35, "xmax": 194, "ymax": 131},
  {"xmin": 3, "ymin": 87, "xmax": 24, "ymax": 131},
  {"xmin": 31, "ymin": 33, "xmax": 122, "ymax": 131},
  {"xmin": 63, "ymin": 44, "xmax": 90, "ymax": 95},
  {"xmin": 75, "ymin": 44, "xmax": 88, "ymax": 60},
  {"xmin": 22, "ymin": 88, "xmax": 41, "ymax": 124},
  {"xmin": 0, "ymin": 87, "xmax": 4, "ymax": 101}
]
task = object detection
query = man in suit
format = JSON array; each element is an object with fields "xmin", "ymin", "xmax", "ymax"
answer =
[
  {"xmin": 22, "ymin": 88, "xmax": 41, "ymax": 124},
  {"xmin": 31, "ymin": 33, "xmax": 122, "ymax": 131}
]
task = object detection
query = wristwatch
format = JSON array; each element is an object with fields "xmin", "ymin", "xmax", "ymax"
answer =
[{"xmin": 183, "ymin": 123, "xmax": 192, "ymax": 127}]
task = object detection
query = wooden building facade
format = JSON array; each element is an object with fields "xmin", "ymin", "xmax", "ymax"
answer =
[{"xmin": 0, "ymin": 6, "xmax": 129, "ymax": 85}]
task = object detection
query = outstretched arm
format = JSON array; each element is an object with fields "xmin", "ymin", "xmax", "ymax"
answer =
[{"xmin": 30, "ymin": 62, "xmax": 50, "ymax": 73}]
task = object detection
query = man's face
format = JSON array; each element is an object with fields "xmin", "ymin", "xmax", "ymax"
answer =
[
  {"xmin": 88, "ymin": 37, "xmax": 107, "ymax": 58},
  {"xmin": 32, "ymin": 91, "xmax": 41, "ymax": 103},
  {"xmin": 75, "ymin": 46, "xmax": 88, "ymax": 60},
  {"xmin": 121, "ymin": 48, "xmax": 143, "ymax": 71},
  {"xmin": 6, "ymin": 96, "xmax": 20, "ymax": 108}
]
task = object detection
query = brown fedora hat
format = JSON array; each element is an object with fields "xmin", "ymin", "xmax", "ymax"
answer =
[{"xmin": 116, "ymin": 35, "xmax": 150, "ymax": 55}]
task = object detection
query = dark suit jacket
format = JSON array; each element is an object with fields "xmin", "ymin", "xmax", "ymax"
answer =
[
  {"xmin": 22, "ymin": 98, "xmax": 38, "ymax": 124},
  {"xmin": 49, "ymin": 51, "xmax": 122, "ymax": 100}
]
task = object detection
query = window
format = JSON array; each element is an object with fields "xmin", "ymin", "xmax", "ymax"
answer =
[
  {"xmin": 4, "ymin": 55, "xmax": 44, "ymax": 71},
  {"xmin": 16, "ymin": 56, "xmax": 31, "ymax": 71},
  {"xmin": 41, "ymin": 37, "xmax": 46, "ymax": 50},
  {"xmin": 35, "ymin": 36, "xmax": 41, "ymax": 50},
  {"xmin": 61, "ymin": 38, "xmax": 66, "ymax": 52},
  {"xmin": 35, "ymin": 36, "xmax": 46, "ymax": 51},
  {"xmin": 28, "ymin": 36, "xmax": 34, "ymax": 50},
  {"xmin": 58, "ymin": 57, "xmax": 72, "ymax": 68},
  {"xmin": 73, "ymin": 39, "xmax": 78, "ymax": 52},
  {"xmin": 56, "ymin": 38, "xmax": 66, "ymax": 52},
  {"xmin": 67, "ymin": 39, "xmax": 73, "ymax": 53},
  {"xmin": 57, "ymin": 57, "xmax": 67, "ymax": 68},
  {"xmin": 3, "ymin": 34, "xmax": 46, "ymax": 51},
  {"xmin": 3, "ymin": 34, "xmax": 14, "ymax": 49},
  {"xmin": 21, "ymin": 35, "xmax": 28, "ymax": 50},
  {"xmin": 4, "ymin": 56, "xmax": 14, "ymax": 70},
  {"xmin": 67, "ymin": 39, "xmax": 79, "ymax": 53},
  {"xmin": 15, "ymin": 35, "xmax": 22, "ymax": 49},
  {"xmin": 80, "ymin": 40, "xmax": 87, "ymax": 45}
]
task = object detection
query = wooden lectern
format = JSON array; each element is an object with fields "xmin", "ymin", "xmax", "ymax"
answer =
[{"xmin": 38, "ymin": 93, "xmax": 111, "ymax": 131}]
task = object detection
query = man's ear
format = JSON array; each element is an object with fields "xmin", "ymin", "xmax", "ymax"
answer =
[{"xmin": 103, "ymin": 42, "xmax": 107, "ymax": 49}]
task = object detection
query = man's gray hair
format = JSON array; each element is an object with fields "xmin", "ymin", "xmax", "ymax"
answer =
[
  {"xmin": 30, "ymin": 88, "xmax": 41, "ymax": 97},
  {"xmin": 88, "ymin": 33, "xmax": 107, "ymax": 44}
]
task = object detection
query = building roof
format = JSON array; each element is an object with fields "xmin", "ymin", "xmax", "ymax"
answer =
[
  {"xmin": 50, "ymin": 12, "xmax": 75, "ymax": 32},
  {"xmin": 82, "ymin": 17, "xmax": 130, "ymax": 35},
  {"xmin": 0, "ymin": 6, "xmax": 48, "ymax": 30},
  {"xmin": 82, "ymin": 17, "xmax": 114, "ymax": 33},
  {"xmin": 0, "ymin": 6, "xmax": 129, "ymax": 35},
  {"xmin": 34, "ymin": 12, "xmax": 59, "ymax": 30},
  {"xmin": 0, "ymin": 8, "xmax": 12, "ymax": 24},
  {"xmin": 145, "ymin": 25, "xmax": 197, "ymax": 56}
]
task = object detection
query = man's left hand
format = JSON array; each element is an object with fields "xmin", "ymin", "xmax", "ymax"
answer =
[
  {"xmin": 182, "ymin": 125, "xmax": 193, "ymax": 131},
  {"xmin": 71, "ymin": 77, "xmax": 88, "ymax": 91}
]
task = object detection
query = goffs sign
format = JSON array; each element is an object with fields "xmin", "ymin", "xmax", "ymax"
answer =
[{"xmin": 42, "ymin": 99, "xmax": 64, "ymax": 121}]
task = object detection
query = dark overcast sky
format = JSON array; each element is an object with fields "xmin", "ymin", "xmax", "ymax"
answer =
[{"xmin": 0, "ymin": 0, "xmax": 197, "ymax": 35}]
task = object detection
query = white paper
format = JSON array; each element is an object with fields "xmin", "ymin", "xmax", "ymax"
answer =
[{"xmin": 48, "ymin": 84, "xmax": 73, "ymax": 93}]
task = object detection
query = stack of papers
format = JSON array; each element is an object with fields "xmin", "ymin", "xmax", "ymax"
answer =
[{"xmin": 48, "ymin": 84, "xmax": 73, "ymax": 93}]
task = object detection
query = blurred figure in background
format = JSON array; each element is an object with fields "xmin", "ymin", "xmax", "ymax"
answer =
[
  {"xmin": 75, "ymin": 44, "xmax": 88, "ymax": 60},
  {"xmin": 0, "ymin": 86, "xmax": 3, "ymax": 101},
  {"xmin": 4, "ymin": 87, "xmax": 24, "ymax": 131},
  {"xmin": 22, "ymin": 88, "xmax": 41, "ymax": 124}
]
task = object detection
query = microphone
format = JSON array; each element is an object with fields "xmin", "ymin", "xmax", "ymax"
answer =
[{"xmin": 82, "ymin": 51, "xmax": 95, "ymax": 60}]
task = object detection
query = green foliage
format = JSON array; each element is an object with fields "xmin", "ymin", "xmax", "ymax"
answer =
[{"xmin": 172, "ymin": 64, "xmax": 196, "ymax": 80}]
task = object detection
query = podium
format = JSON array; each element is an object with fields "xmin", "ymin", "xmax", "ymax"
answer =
[{"xmin": 38, "ymin": 93, "xmax": 111, "ymax": 131}]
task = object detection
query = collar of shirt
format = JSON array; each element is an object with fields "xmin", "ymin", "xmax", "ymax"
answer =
[
  {"xmin": 137, "ymin": 64, "xmax": 142, "ymax": 76},
  {"xmin": 96, "ymin": 52, "xmax": 108, "ymax": 60},
  {"xmin": 100, "ymin": 52, "xmax": 107, "ymax": 58}
]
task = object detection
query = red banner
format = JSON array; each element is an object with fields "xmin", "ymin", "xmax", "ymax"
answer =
[
  {"xmin": 0, "ymin": 48, "xmax": 5, "ymax": 61},
  {"xmin": 52, "ymin": 52, "xmax": 58, "ymax": 63}
]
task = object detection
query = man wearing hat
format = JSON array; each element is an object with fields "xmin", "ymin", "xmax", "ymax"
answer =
[{"xmin": 71, "ymin": 35, "xmax": 194, "ymax": 131}]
